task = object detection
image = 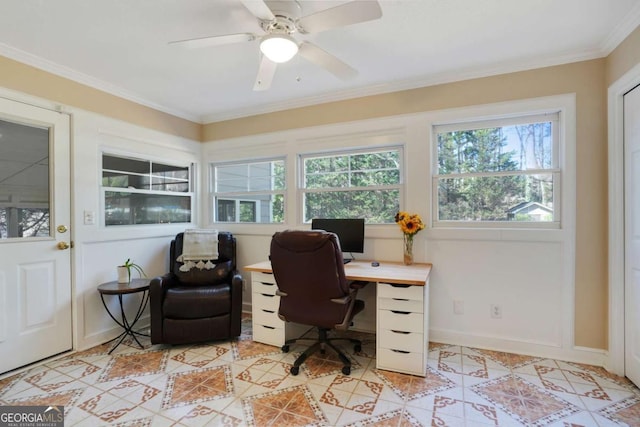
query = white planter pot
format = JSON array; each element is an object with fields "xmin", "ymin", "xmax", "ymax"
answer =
[{"xmin": 117, "ymin": 266, "xmax": 129, "ymax": 283}]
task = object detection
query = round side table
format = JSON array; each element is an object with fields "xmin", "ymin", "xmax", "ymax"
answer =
[{"xmin": 97, "ymin": 278, "xmax": 150, "ymax": 354}]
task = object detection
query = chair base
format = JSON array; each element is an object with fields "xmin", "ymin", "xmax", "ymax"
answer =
[{"xmin": 282, "ymin": 328, "xmax": 361, "ymax": 376}]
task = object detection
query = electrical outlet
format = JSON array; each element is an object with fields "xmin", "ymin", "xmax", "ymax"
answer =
[
  {"xmin": 454, "ymin": 300, "xmax": 464, "ymax": 315},
  {"xmin": 490, "ymin": 304, "xmax": 502, "ymax": 319}
]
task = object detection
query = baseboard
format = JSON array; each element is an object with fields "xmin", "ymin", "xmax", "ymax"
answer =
[
  {"xmin": 430, "ymin": 328, "xmax": 607, "ymax": 367},
  {"xmin": 80, "ymin": 317, "xmax": 150, "ymax": 352}
]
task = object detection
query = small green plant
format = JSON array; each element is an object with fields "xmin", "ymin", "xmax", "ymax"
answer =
[{"xmin": 121, "ymin": 258, "xmax": 146, "ymax": 282}]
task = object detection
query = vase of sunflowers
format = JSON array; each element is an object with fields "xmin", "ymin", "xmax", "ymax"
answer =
[{"xmin": 395, "ymin": 211, "xmax": 425, "ymax": 265}]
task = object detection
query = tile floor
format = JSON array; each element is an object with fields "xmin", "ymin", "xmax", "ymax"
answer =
[{"xmin": 1, "ymin": 315, "xmax": 639, "ymax": 426}]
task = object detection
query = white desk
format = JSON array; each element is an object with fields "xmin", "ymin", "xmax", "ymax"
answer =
[{"xmin": 244, "ymin": 260, "xmax": 432, "ymax": 376}]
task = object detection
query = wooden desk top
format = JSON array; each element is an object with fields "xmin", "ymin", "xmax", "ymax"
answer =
[{"xmin": 244, "ymin": 260, "xmax": 431, "ymax": 286}]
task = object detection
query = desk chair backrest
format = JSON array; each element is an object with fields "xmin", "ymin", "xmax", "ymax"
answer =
[{"xmin": 270, "ymin": 229, "xmax": 352, "ymax": 329}]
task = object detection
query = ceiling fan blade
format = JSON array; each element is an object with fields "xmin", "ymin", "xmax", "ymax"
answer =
[
  {"xmin": 240, "ymin": 0, "xmax": 275, "ymax": 21},
  {"xmin": 253, "ymin": 55, "xmax": 277, "ymax": 91},
  {"xmin": 169, "ymin": 33, "xmax": 256, "ymax": 49},
  {"xmin": 298, "ymin": 42, "xmax": 357, "ymax": 81},
  {"xmin": 297, "ymin": 1, "xmax": 382, "ymax": 34}
]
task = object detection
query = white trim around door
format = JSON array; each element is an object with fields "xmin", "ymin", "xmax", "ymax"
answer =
[{"xmin": 607, "ymin": 62, "xmax": 640, "ymax": 376}]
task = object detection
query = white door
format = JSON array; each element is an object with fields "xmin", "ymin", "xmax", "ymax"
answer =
[
  {"xmin": 0, "ymin": 98, "xmax": 72, "ymax": 374},
  {"xmin": 625, "ymin": 84, "xmax": 640, "ymax": 387}
]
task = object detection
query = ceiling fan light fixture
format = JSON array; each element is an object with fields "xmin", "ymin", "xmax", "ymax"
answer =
[{"xmin": 260, "ymin": 34, "xmax": 298, "ymax": 63}]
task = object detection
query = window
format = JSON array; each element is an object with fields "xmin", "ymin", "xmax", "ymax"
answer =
[
  {"xmin": 301, "ymin": 147, "xmax": 402, "ymax": 223},
  {"xmin": 102, "ymin": 154, "xmax": 193, "ymax": 226},
  {"xmin": 212, "ymin": 159, "xmax": 285, "ymax": 223},
  {"xmin": 433, "ymin": 113, "xmax": 560, "ymax": 226}
]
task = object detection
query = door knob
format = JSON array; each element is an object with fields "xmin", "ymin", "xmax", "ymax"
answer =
[{"xmin": 57, "ymin": 242, "xmax": 70, "ymax": 250}]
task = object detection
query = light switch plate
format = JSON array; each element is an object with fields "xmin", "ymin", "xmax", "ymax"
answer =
[{"xmin": 83, "ymin": 210, "xmax": 96, "ymax": 225}]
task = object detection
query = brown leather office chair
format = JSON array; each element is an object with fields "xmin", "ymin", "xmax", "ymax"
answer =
[
  {"xmin": 270, "ymin": 229, "xmax": 365, "ymax": 375},
  {"xmin": 150, "ymin": 231, "xmax": 242, "ymax": 345}
]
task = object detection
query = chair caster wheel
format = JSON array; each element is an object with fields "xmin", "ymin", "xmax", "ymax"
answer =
[
  {"xmin": 354, "ymin": 344, "xmax": 362, "ymax": 353},
  {"xmin": 281, "ymin": 345, "xmax": 289, "ymax": 353},
  {"xmin": 290, "ymin": 366, "xmax": 300, "ymax": 375},
  {"xmin": 342, "ymin": 366, "xmax": 351, "ymax": 375}
]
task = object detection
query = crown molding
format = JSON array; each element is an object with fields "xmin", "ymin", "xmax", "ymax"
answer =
[
  {"xmin": 599, "ymin": 2, "xmax": 640, "ymax": 55},
  {"xmin": 0, "ymin": 43, "xmax": 201, "ymax": 123}
]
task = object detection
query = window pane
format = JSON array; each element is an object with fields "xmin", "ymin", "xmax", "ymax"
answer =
[
  {"xmin": 212, "ymin": 159, "xmax": 285, "ymax": 224},
  {"xmin": 304, "ymin": 189, "xmax": 399, "ymax": 223},
  {"xmin": 217, "ymin": 199, "xmax": 236, "ymax": 222},
  {"xmin": 103, "ymin": 155, "xmax": 149, "ymax": 174},
  {"xmin": 239, "ymin": 201, "xmax": 256, "ymax": 222},
  {"xmin": 215, "ymin": 160, "xmax": 285, "ymax": 193},
  {"xmin": 304, "ymin": 150, "xmax": 401, "ymax": 189},
  {"xmin": 0, "ymin": 119, "xmax": 50, "ymax": 239},
  {"xmin": 103, "ymin": 171, "xmax": 150, "ymax": 189},
  {"xmin": 105, "ymin": 191, "xmax": 191, "ymax": 225},
  {"xmin": 438, "ymin": 174, "xmax": 554, "ymax": 221},
  {"xmin": 215, "ymin": 195, "xmax": 284, "ymax": 223},
  {"xmin": 151, "ymin": 178, "xmax": 189, "ymax": 192},
  {"xmin": 437, "ymin": 122, "xmax": 553, "ymax": 174},
  {"xmin": 152, "ymin": 163, "xmax": 189, "ymax": 179}
]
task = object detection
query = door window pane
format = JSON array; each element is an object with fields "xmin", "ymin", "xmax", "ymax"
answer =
[{"xmin": 0, "ymin": 119, "xmax": 50, "ymax": 238}]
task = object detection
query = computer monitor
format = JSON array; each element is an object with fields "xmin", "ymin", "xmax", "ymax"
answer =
[{"xmin": 311, "ymin": 218, "xmax": 365, "ymax": 256}]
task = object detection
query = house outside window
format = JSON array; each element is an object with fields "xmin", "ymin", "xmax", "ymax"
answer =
[
  {"xmin": 211, "ymin": 159, "xmax": 285, "ymax": 223},
  {"xmin": 301, "ymin": 147, "xmax": 402, "ymax": 223},
  {"xmin": 433, "ymin": 112, "xmax": 560, "ymax": 227},
  {"xmin": 102, "ymin": 154, "xmax": 193, "ymax": 226}
]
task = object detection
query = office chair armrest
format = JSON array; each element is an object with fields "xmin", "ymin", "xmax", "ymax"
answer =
[
  {"xmin": 276, "ymin": 289, "xmax": 288, "ymax": 297},
  {"xmin": 330, "ymin": 295, "xmax": 351, "ymax": 305}
]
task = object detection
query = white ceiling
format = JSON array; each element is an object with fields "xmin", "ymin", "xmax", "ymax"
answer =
[{"xmin": 1, "ymin": 0, "xmax": 639, "ymax": 124}]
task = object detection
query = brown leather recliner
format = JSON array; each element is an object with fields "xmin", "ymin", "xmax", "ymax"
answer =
[
  {"xmin": 150, "ymin": 231, "xmax": 242, "ymax": 345},
  {"xmin": 270, "ymin": 229, "xmax": 365, "ymax": 376}
]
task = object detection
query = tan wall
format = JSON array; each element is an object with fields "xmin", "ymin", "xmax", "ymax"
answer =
[
  {"xmin": 205, "ymin": 59, "xmax": 609, "ymax": 349},
  {"xmin": 606, "ymin": 25, "xmax": 640, "ymax": 85},
  {"xmin": 0, "ymin": 55, "xmax": 201, "ymax": 141}
]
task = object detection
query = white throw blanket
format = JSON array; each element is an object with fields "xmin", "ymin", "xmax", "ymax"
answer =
[{"xmin": 177, "ymin": 229, "xmax": 219, "ymax": 272}]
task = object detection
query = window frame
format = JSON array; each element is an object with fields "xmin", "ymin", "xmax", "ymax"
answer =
[
  {"xmin": 101, "ymin": 152, "xmax": 194, "ymax": 227},
  {"xmin": 432, "ymin": 112, "xmax": 562, "ymax": 229},
  {"xmin": 298, "ymin": 145, "xmax": 404, "ymax": 224},
  {"xmin": 210, "ymin": 157, "xmax": 286, "ymax": 224}
]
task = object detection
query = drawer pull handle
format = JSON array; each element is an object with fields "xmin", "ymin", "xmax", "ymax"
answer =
[
  {"xmin": 391, "ymin": 349, "xmax": 410, "ymax": 354},
  {"xmin": 392, "ymin": 298, "xmax": 409, "ymax": 301},
  {"xmin": 260, "ymin": 293, "xmax": 275, "ymax": 298},
  {"xmin": 391, "ymin": 310, "xmax": 410, "ymax": 315},
  {"xmin": 391, "ymin": 330, "xmax": 410, "ymax": 334},
  {"xmin": 390, "ymin": 284, "xmax": 411, "ymax": 288},
  {"xmin": 261, "ymin": 282, "xmax": 274, "ymax": 286},
  {"xmin": 261, "ymin": 325, "xmax": 275, "ymax": 330},
  {"xmin": 262, "ymin": 309, "xmax": 275, "ymax": 314}
]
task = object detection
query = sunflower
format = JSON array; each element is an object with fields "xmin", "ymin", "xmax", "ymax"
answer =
[{"xmin": 395, "ymin": 211, "xmax": 425, "ymax": 236}]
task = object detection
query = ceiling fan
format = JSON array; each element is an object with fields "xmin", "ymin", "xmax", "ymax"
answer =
[{"xmin": 169, "ymin": 0, "xmax": 383, "ymax": 91}]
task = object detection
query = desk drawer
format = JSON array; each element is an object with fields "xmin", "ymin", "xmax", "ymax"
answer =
[
  {"xmin": 252, "ymin": 323, "xmax": 284, "ymax": 347},
  {"xmin": 378, "ymin": 310, "xmax": 423, "ymax": 333},
  {"xmin": 252, "ymin": 271, "xmax": 276, "ymax": 284},
  {"xmin": 253, "ymin": 307, "xmax": 283, "ymax": 329},
  {"xmin": 377, "ymin": 347, "xmax": 425, "ymax": 376},
  {"xmin": 253, "ymin": 292, "xmax": 280, "ymax": 312},
  {"xmin": 378, "ymin": 283, "xmax": 424, "ymax": 301},
  {"xmin": 253, "ymin": 280, "xmax": 278, "ymax": 295},
  {"xmin": 378, "ymin": 329, "xmax": 424, "ymax": 353},
  {"xmin": 378, "ymin": 297, "xmax": 423, "ymax": 313}
]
